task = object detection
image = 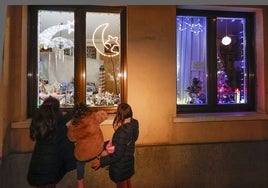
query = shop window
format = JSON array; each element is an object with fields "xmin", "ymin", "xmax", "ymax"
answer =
[
  {"xmin": 176, "ymin": 9, "xmax": 255, "ymax": 113},
  {"xmin": 27, "ymin": 6, "xmax": 126, "ymax": 116}
]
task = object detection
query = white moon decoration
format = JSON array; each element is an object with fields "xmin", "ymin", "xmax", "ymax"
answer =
[{"xmin": 92, "ymin": 23, "xmax": 120, "ymax": 57}]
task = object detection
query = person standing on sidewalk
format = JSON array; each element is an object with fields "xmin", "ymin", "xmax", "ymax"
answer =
[
  {"xmin": 27, "ymin": 96, "xmax": 76, "ymax": 188},
  {"xmin": 91, "ymin": 103, "xmax": 139, "ymax": 188},
  {"xmin": 67, "ymin": 102, "xmax": 107, "ymax": 188}
]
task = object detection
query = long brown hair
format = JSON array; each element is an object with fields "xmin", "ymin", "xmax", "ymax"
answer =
[
  {"xmin": 113, "ymin": 103, "xmax": 133, "ymax": 130},
  {"xmin": 30, "ymin": 96, "xmax": 60, "ymax": 141}
]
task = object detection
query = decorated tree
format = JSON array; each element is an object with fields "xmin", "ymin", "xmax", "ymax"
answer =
[
  {"xmin": 185, "ymin": 77, "xmax": 204, "ymax": 104},
  {"xmin": 217, "ymin": 58, "xmax": 235, "ymax": 104}
]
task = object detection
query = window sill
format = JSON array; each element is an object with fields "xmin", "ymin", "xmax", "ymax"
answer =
[
  {"xmin": 11, "ymin": 114, "xmax": 115, "ymax": 129},
  {"xmin": 173, "ymin": 112, "xmax": 268, "ymax": 123}
]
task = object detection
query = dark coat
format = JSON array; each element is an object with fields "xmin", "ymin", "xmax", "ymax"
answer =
[
  {"xmin": 100, "ymin": 118, "xmax": 139, "ymax": 183},
  {"xmin": 27, "ymin": 113, "xmax": 76, "ymax": 186}
]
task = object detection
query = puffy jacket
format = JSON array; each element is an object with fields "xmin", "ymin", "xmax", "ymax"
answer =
[
  {"xmin": 27, "ymin": 113, "xmax": 76, "ymax": 186},
  {"xmin": 100, "ymin": 118, "xmax": 139, "ymax": 182},
  {"xmin": 67, "ymin": 111, "xmax": 107, "ymax": 161}
]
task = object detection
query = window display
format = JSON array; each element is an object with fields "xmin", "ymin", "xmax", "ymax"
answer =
[
  {"xmin": 176, "ymin": 9, "xmax": 254, "ymax": 113},
  {"xmin": 35, "ymin": 8, "xmax": 124, "ymax": 110}
]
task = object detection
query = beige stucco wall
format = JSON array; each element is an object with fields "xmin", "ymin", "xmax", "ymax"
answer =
[
  {"xmin": 1, "ymin": 5, "xmax": 268, "ymax": 158},
  {"xmin": 127, "ymin": 6, "xmax": 177, "ymax": 144}
]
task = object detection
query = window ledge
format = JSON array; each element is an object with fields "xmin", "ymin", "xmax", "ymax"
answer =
[
  {"xmin": 173, "ymin": 112, "xmax": 268, "ymax": 123},
  {"xmin": 11, "ymin": 114, "xmax": 115, "ymax": 129}
]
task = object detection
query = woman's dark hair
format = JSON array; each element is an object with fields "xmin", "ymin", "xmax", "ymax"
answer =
[
  {"xmin": 29, "ymin": 96, "xmax": 60, "ymax": 141},
  {"xmin": 71, "ymin": 102, "xmax": 89, "ymax": 125},
  {"xmin": 113, "ymin": 103, "xmax": 133, "ymax": 128}
]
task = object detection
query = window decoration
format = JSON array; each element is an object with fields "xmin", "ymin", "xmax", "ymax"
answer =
[
  {"xmin": 176, "ymin": 10, "xmax": 254, "ymax": 113},
  {"xmin": 37, "ymin": 10, "xmax": 75, "ymax": 107},
  {"xmin": 177, "ymin": 16, "xmax": 207, "ymax": 105},
  {"xmin": 177, "ymin": 16, "xmax": 203, "ymax": 35},
  {"xmin": 217, "ymin": 57, "xmax": 236, "ymax": 104},
  {"xmin": 86, "ymin": 12, "xmax": 121, "ymax": 107},
  {"xmin": 39, "ymin": 20, "xmax": 74, "ymax": 50},
  {"xmin": 185, "ymin": 77, "xmax": 205, "ymax": 104},
  {"xmin": 92, "ymin": 23, "xmax": 120, "ymax": 57},
  {"xmin": 217, "ymin": 17, "xmax": 247, "ymax": 105},
  {"xmin": 27, "ymin": 6, "xmax": 126, "ymax": 116},
  {"xmin": 221, "ymin": 19, "xmax": 232, "ymax": 45}
]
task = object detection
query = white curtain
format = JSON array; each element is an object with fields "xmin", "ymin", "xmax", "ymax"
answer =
[{"xmin": 177, "ymin": 16, "xmax": 207, "ymax": 104}]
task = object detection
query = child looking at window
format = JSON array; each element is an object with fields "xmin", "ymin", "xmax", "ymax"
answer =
[{"xmin": 67, "ymin": 103, "xmax": 107, "ymax": 188}]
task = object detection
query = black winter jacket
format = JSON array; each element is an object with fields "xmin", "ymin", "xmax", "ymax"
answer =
[
  {"xmin": 100, "ymin": 118, "xmax": 139, "ymax": 183},
  {"xmin": 27, "ymin": 113, "xmax": 76, "ymax": 186}
]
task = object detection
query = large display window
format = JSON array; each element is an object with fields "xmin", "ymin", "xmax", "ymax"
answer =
[
  {"xmin": 176, "ymin": 9, "xmax": 255, "ymax": 113},
  {"xmin": 28, "ymin": 6, "xmax": 126, "ymax": 116}
]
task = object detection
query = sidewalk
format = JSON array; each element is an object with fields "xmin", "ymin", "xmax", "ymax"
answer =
[{"xmin": 0, "ymin": 152, "xmax": 114, "ymax": 188}]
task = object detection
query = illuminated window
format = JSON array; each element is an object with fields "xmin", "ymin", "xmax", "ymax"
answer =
[
  {"xmin": 27, "ymin": 6, "xmax": 126, "ymax": 116},
  {"xmin": 176, "ymin": 9, "xmax": 255, "ymax": 113}
]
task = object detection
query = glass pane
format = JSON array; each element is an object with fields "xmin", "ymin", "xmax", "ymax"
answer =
[
  {"xmin": 177, "ymin": 16, "xmax": 207, "ymax": 105},
  {"xmin": 216, "ymin": 17, "xmax": 247, "ymax": 104},
  {"xmin": 86, "ymin": 12, "xmax": 121, "ymax": 106},
  {"xmin": 38, "ymin": 10, "xmax": 75, "ymax": 107}
]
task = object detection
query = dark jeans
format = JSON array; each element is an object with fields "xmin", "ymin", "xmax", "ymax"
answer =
[{"xmin": 76, "ymin": 160, "xmax": 86, "ymax": 180}]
